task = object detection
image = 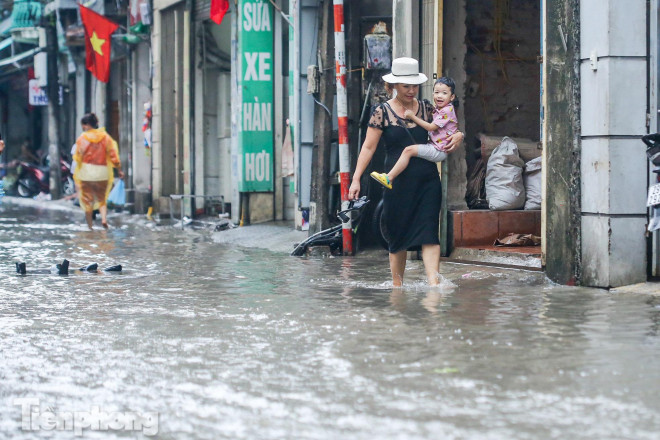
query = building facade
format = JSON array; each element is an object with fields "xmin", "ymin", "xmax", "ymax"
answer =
[{"xmin": 0, "ymin": 0, "xmax": 656, "ymax": 288}]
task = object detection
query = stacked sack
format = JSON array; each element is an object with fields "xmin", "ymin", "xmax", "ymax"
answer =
[{"xmin": 485, "ymin": 137, "xmax": 541, "ymax": 210}]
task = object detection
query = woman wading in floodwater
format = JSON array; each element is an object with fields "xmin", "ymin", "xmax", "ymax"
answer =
[
  {"xmin": 348, "ymin": 58, "xmax": 464, "ymax": 286},
  {"xmin": 73, "ymin": 113, "xmax": 124, "ymax": 230}
]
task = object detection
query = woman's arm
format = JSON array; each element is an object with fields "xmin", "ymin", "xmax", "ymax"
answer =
[
  {"xmin": 443, "ymin": 131, "xmax": 465, "ymax": 154},
  {"xmin": 348, "ymin": 127, "xmax": 383, "ymax": 199},
  {"xmin": 404, "ymin": 109, "xmax": 439, "ymax": 133},
  {"xmin": 106, "ymin": 138, "xmax": 125, "ymax": 178}
]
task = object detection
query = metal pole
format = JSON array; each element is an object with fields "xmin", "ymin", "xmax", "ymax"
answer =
[
  {"xmin": 291, "ymin": 0, "xmax": 301, "ymax": 206},
  {"xmin": 46, "ymin": 19, "xmax": 62, "ymax": 199},
  {"xmin": 333, "ymin": 0, "xmax": 352, "ymax": 255}
]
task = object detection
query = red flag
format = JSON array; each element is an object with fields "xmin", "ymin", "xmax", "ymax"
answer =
[
  {"xmin": 210, "ymin": 0, "xmax": 229, "ymax": 25},
  {"xmin": 79, "ymin": 5, "xmax": 119, "ymax": 83}
]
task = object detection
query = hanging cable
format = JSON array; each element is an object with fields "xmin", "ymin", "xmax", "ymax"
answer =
[{"xmin": 267, "ymin": 0, "xmax": 293, "ymax": 26}]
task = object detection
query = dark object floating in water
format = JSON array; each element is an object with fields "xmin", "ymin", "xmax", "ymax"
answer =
[
  {"xmin": 80, "ymin": 263, "xmax": 98, "ymax": 272},
  {"xmin": 104, "ymin": 264, "xmax": 122, "ymax": 272},
  {"xmin": 55, "ymin": 259, "xmax": 69, "ymax": 275},
  {"xmin": 15, "ymin": 259, "xmax": 69, "ymax": 275},
  {"xmin": 15, "ymin": 260, "xmax": 122, "ymax": 275}
]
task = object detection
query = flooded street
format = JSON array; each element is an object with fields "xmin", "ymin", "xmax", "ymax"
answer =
[{"xmin": 1, "ymin": 203, "xmax": 660, "ymax": 439}]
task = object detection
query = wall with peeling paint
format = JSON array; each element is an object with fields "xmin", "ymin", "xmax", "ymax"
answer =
[{"xmin": 543, "ymin": 0, "xmax": 582, "ymax": 285}]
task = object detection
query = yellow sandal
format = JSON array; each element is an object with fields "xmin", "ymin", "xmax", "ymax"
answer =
[{"xmin": 370, "ymin": 172, "xmax": 392, "ymax": 189}]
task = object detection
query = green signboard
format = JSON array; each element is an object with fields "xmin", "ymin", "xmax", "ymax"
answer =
[{"xmin": 238, "ymin": 0, "xmax": 274, "ymax": 192}]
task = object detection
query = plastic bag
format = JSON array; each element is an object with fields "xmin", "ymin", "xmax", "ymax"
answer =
[
  {"xmin": 107, "ymin": 179, "xmax": 125, "ymax": 206},
  {"xmin": 494, "ymin": 233, "xmax": 541, "ymax": 247},
  {"xmin": 485, "ymin": 137, "xmax": 526, "ymax": 210}
]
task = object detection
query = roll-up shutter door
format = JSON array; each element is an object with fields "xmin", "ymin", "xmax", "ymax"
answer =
[{"xmin": 194, "ymin": 0, "xmax": 211, "ymax": 22}]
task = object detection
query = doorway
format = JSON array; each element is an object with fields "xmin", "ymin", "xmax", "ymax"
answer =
[{"xmin": 444, "ymin": 0, "xmax": 543, "ymax": 267}]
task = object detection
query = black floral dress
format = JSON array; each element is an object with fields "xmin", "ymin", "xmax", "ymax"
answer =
[{"xmin": 368, "ymin": 99, "xmax": 441, "ymax": 253}]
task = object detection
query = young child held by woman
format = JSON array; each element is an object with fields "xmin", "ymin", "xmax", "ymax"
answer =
[{"xmin": 371, "ymin": 76, "xmax": 459, "ymax": 189}]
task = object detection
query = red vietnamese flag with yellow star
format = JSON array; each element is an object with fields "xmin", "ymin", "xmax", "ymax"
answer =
[
  {"xmin": 210, "ymin": 0, "xmax": 229, "ymax": 24},
  {"xmin": 79, "ymin": 5, "xmax": 119, "ymax": 83}
]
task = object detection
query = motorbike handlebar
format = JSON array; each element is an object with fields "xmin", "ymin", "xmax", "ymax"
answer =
[
  {"xmin": 337, "ymin": 196, "xmax": 369, "ymax": 223},
  {"xmin": 642, "ymin": 133, "xmax": 660, "ymax": 148}
]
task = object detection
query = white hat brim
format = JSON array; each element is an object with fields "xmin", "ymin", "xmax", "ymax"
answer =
[{"xmin": 381, "ymin": 72, "xmax": 428, "ymax": 85}]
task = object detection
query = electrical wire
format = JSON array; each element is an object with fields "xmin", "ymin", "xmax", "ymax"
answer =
[
  {"xmin": 494, "ymin": 0, "xmax": 511, "ymax": 83},
  {"xmin": 267, "ymin": 0, "xmax": 293, "ymax": 26},
  {"xmin": 313, "ymin": 97, "xmax": 331, "ymax": 117}
]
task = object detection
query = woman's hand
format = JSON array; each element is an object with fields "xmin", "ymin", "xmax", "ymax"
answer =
[
  {"xmin": 117, "ymin": 169, "xmax": 125, "ymax": 179},
  {"xmin": 443, "ymin": 131, "xmax": 465, "ymax": 154},
  {"xmin": 0, "ymin": 140, "xmax": 4, "ymax": 154},
  {"xmin": 348, "ymin": 179, "xmax": 361, "ymax": 200}
]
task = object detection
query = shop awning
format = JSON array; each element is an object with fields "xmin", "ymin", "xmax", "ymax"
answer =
[
  {"xmin": 0, "ymin": 37, "xmax": 12, "ymax": 51},
  {"xmin": 0, "ymin": 17, "xmax": 11, "ymax": 36},
  {"xmin": 44, "ymin": 0, "xmax": 80, "ymax": 14},
  {"xmin": 0, "ymin": 47, "xmax": 40, "ymax": 67},
  {"xmin": 9, "ymin": 0, "xmax": 43, "ymax": 31}
]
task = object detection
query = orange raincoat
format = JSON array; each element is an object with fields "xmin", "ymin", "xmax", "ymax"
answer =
[{"xmin": 73, "ymin": 128, "xmax": 120, "ymax": 211}]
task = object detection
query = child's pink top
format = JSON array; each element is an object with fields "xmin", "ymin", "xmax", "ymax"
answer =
[{"xmin": 428, "ymin": 104, "xmax": 458, "ymax": 151}]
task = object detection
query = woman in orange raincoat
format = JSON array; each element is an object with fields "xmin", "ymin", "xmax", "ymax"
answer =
[{"xmin": 73, "ymin": 113, "xmax": 124, "ymax": 229}]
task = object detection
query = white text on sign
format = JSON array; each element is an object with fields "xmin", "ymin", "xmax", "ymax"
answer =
[
  {"xmin": 243, "ymin": 2, "xmax": 271, "ymax": 31},
  {"xmin": 244, "ymin": 150, "xmax": 271, "ymax": 182},
  {"xmin": 244, "ymin": 53, "xmax": 271, "ymax": 81},
  {"xmin": 243, "ymin": 102, "xmax": 272, "ymax": 131}
]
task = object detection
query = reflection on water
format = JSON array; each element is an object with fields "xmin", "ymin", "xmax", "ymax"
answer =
[{"xmin": 1, "ymin": 204, "xmax": 660, "ymax": 439}]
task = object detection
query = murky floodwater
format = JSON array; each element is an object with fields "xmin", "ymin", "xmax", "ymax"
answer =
[{"xmin": 1, "ymin": 203, "xmax": 660, "ymax": 439}]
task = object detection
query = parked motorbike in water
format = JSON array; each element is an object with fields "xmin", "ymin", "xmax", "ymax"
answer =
[
  {"xmin": 15, "ymin": 158, "xmax": 75, "ymax": 198},
  {"xmin": 643, "ymin": 133, "xmax": 660, "ymax": 231}
]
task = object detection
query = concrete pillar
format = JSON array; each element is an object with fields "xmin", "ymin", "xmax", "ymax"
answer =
[
  {"xmin": 544, "ymin": 0, "xmax": 581, "ymax": 285},
  {"xmin": 273, "ymin": 5, "xmax": 284, "ymax": 221},
  {"xmin": 182, "ymin": 9, "xmax": 192, "ymax": 217},
  {"xmin": 151, "ymin": 3, "xmax": 163, "ymax": 203},
  {"xmin": 74, "ymin": 68, "xmax": 85, "ymax": 132},
  {"xmin": 580, "ymin": 0, "xmax": 648, "ymax": 287},
  {"xmin": 94, "ymin": 81, "xmax": 106, "ymax": 126},
  {"xmin": 442, "ymin": 0, "xmax": 468, "ymax": 210},
  {"xmin": 128, "ymin": 43, "xmax": 153, "ymax": 214},
  {"xmin": 392, "ymin": 0, "xmax": 419, "ymax": 59},
  {"xmin": 192, "ymin": 25, "xmax": 206, "ymax": 203}
]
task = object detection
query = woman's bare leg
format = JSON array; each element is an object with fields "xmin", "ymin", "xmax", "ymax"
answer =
[
  {"xmin": 85, "ymin": 211, "xmax": 93, "ymax": 230},
  {"xmin": 388, "ymin": 145, "xmax": 419, "ymax": 181},
  {"xmin": 100, "ymin": 205, "xmax": 108, "ymax": 229},
  {"xmin": 389, "ymin": 250, "xmax": 407, "ymax": 287},
  {"xmin": 421, "ymin": 244, "xmax": 441, "ymax": 286}
]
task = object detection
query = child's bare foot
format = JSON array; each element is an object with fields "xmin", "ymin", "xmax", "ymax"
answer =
[{"xmin": 102, "ymin": 222, "xmax": 109, "ymax": 230}]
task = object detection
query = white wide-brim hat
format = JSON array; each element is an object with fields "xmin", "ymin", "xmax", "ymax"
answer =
[{"xmin": 382, "ymin": 57, "xmax": 428, "ymax": 85}]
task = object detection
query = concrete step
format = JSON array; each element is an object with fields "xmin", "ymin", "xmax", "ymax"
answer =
[
  {"xmin": 447, "ymin": 245, "xmax": 542, "ymax": 270},
  {"xmin": 449, "ymin": 209, "xmax": 541, "ymax": 247}
]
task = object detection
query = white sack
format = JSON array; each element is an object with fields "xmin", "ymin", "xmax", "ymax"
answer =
[
  {"xmin": 523, "ymin": 156, "xmax": 542, "ymax": 210},
  {"xmin": 485, "ymin": 137, "xmax": 526, "ymax": 210}
]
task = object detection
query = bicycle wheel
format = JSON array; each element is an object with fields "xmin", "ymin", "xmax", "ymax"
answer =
[
  {"xmin": 371, "ymin": 199, "xmax": 389, "ymax": 250},
  {"xmin": 291, "ymin": 225, "xmax": 342, "ymax": 256}
]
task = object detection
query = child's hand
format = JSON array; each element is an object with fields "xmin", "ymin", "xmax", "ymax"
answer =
[{"xmin": 404, "ymin": 109, "xmax": 414, "ymax": 120}]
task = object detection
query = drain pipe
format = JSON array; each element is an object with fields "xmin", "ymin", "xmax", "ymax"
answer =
[
  {"xmin": 290, "ymin": 0, "xmax": 301, "ymax": 208},
  {"xmin": 333, "ymin": 0, "xmax": 353, "ymax": 255}
]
